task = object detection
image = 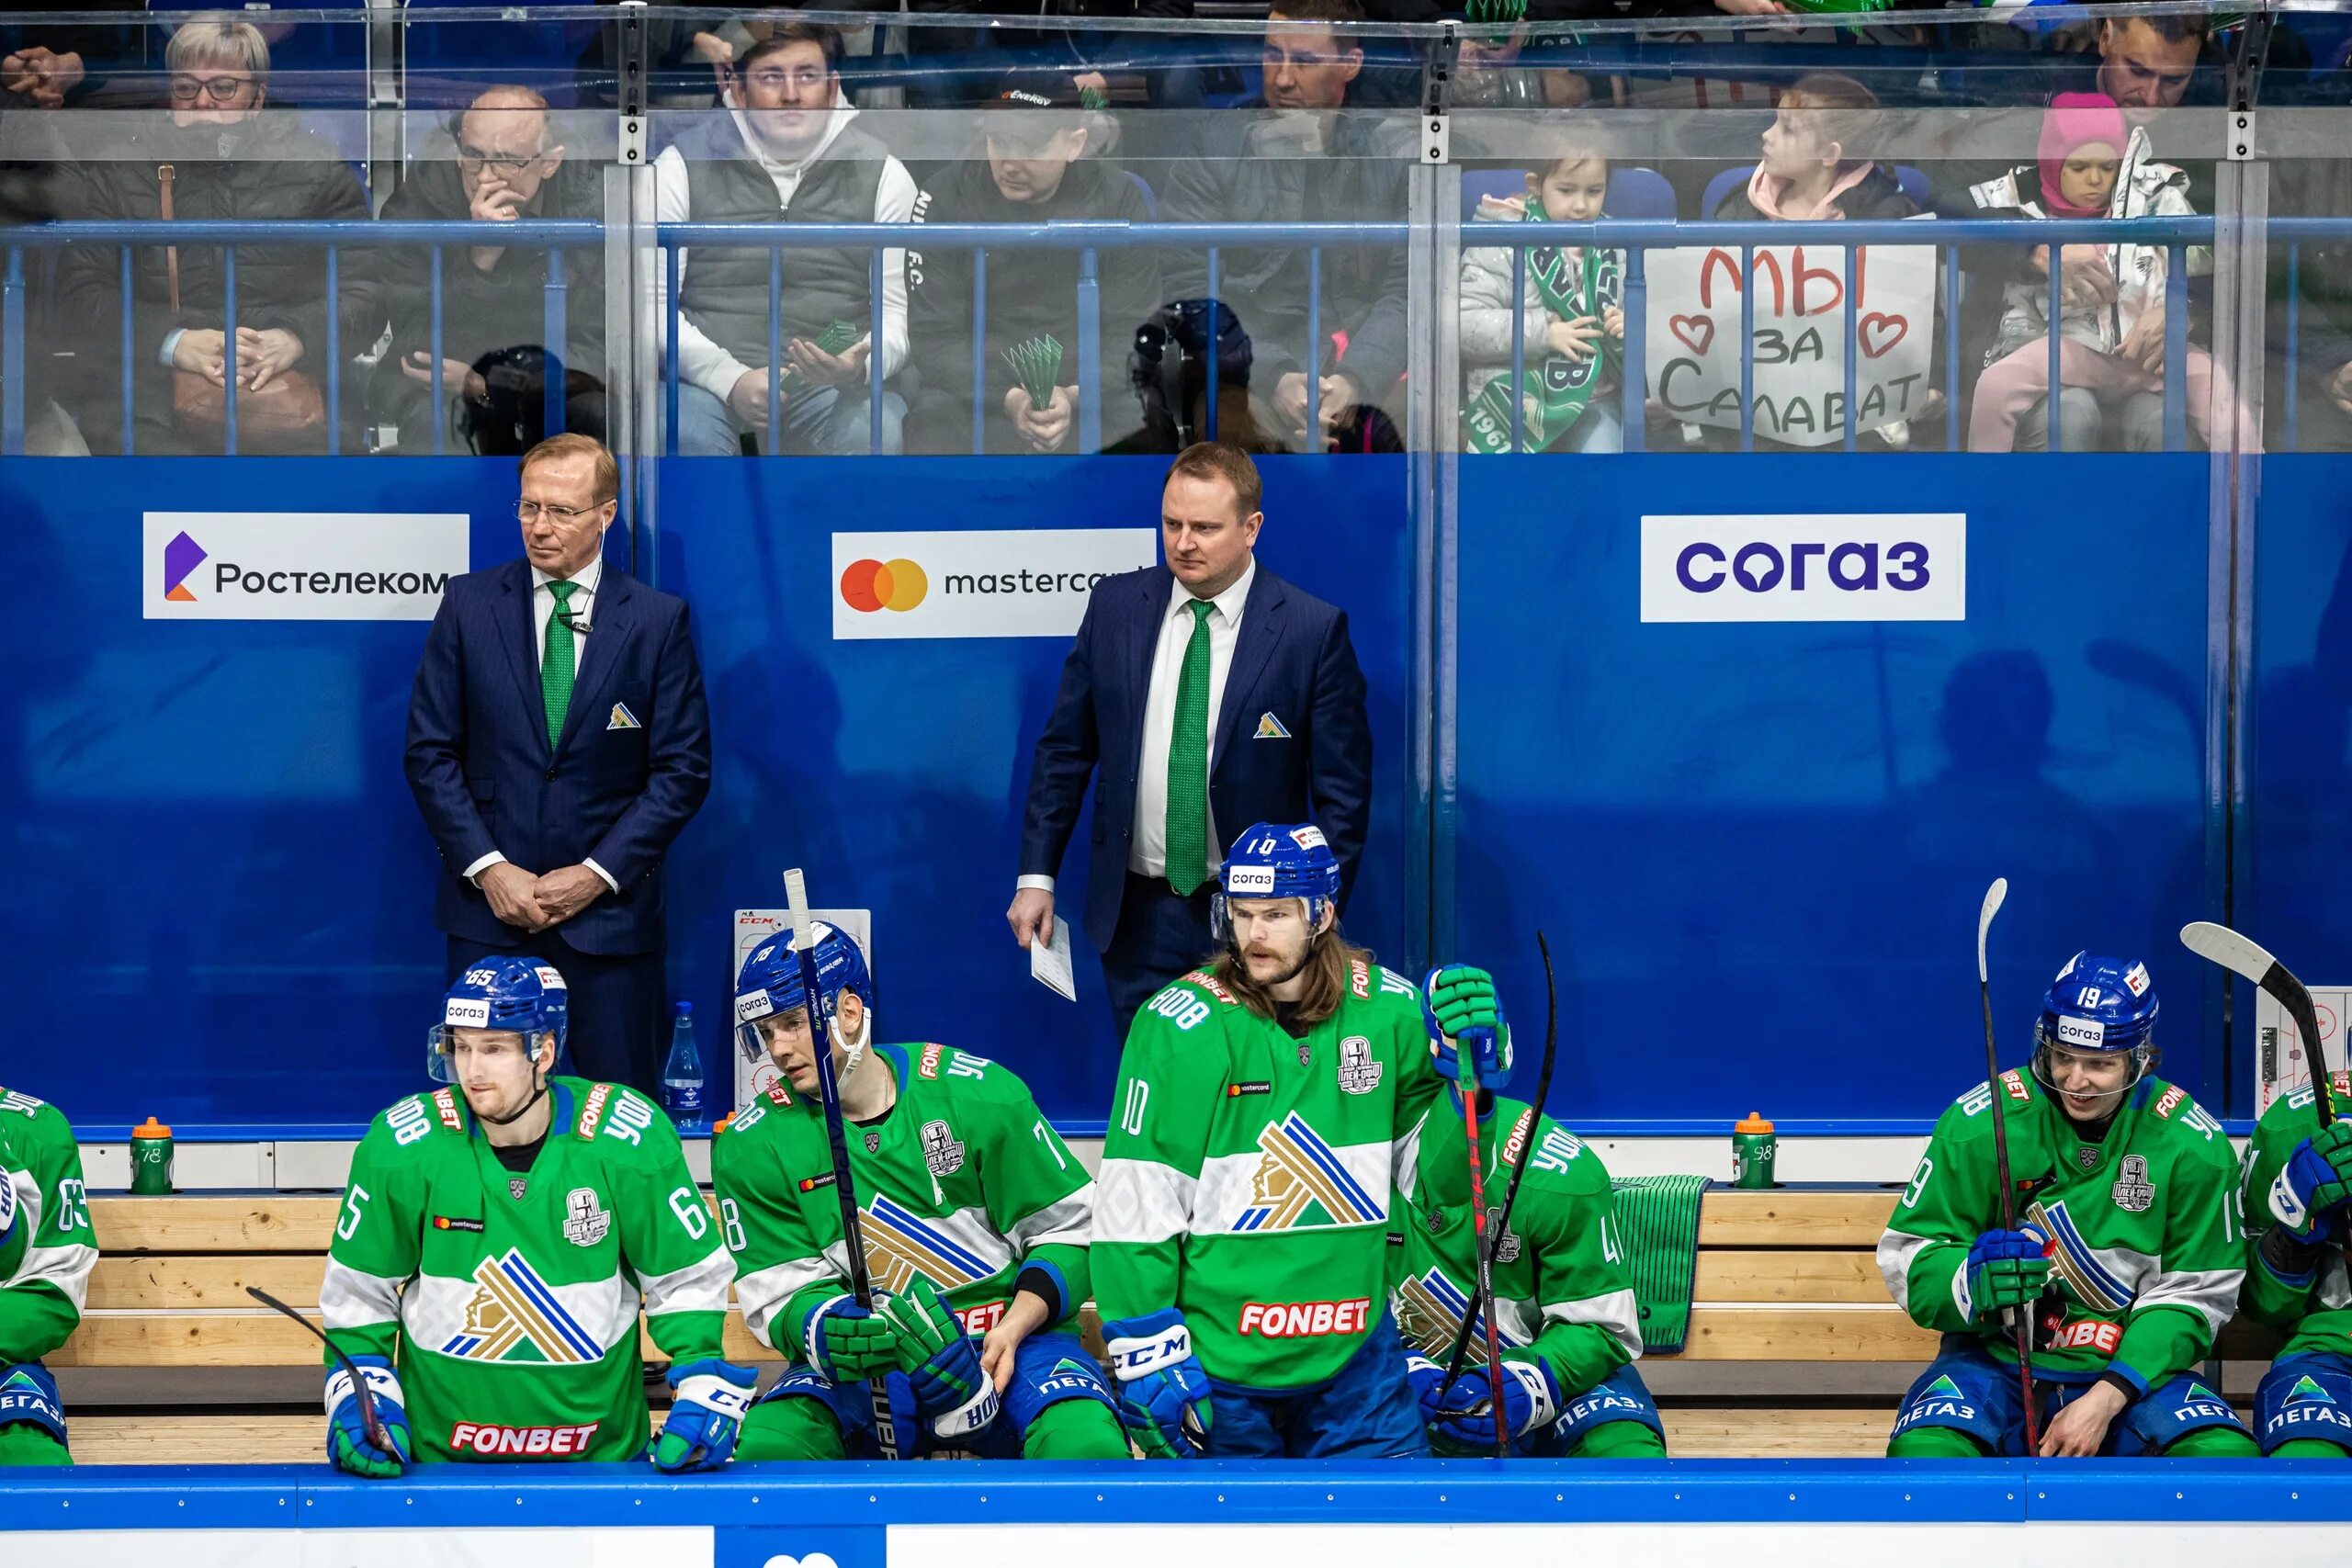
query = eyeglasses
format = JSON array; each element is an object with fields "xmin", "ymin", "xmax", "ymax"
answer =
[
  {"xmin": 458, "ymin": 148, "xmax": 545, "ymax": 173},
  {"xmin": 515, "ymin": 500, "xmax": 605, "ymax": 525},
  {"xmin": 170, "ymin": 74, "xmax": 254, "ymax": 104}
]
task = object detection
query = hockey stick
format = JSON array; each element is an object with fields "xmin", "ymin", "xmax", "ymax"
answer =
[
  {"xmin": 784, "ymin": 868, "xmax": 899, "ymax": 1460},
  {"xmin": 246, "ymin": 1286, "xmax": 390, "ymax": 1458},
  {"xmin": 1432, "ymin": 934, "xmax": 1562, "ymax": 1452},
  {"xmin": 1973, "ymin": 878, "xmax": 2040, "ymax": 1453},
  {"xmin": 1453, "ymin": 1039, "xmax": 1511, "ymax": 1458},
  {"xmin": 2180, "ymin": 921, "xmax": 2341, "ymax": 1127}
]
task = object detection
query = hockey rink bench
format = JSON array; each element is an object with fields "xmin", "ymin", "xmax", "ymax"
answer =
[{"xmin": 55, "ymin": 1188, "xmax": 2275, "ymax": 1463}]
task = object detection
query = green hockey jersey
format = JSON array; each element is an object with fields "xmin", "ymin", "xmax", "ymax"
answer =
[
  {"xmin": 710, "ymin": 1043, "xmax": 1093, "ymax": 1356},
  {"xmin": 2239, "ymin": 1069, "xmax": 2352, "ymax": 1354},
  {"xmin": 1392, "ymin": 1093, "xmax": 1641, "ymax": 1402},
  {"xmin": 0, "ymin": 1089, "xmax": 95, "ymax": 1366},
  {"xmin": 1878, "ymin": 1067, "xmax": 2243, "ymax": 1389},
  {"xmin": 321, "ymin": 1077, "xmax": 732, "ymax": 1464},
  {"xmin": 1094, "ymin": 959, "xmax": 1442, "ymax": 1389}
]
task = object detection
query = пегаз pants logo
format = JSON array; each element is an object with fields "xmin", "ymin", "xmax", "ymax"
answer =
[
  {"xmin": 840, "ymin": 557, "xmax": 928, "ymax": 613},
  {"xmin": 163, "ymin": 530, "xmax": 207, "ymax": 602}
]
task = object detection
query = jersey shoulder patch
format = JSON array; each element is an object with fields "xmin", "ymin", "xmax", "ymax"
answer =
[
  {"xmin": 2143, "ymin": 1079, "xmax": 2227, "ymax": 1148},
  {"xmin": 375, "ymin": 1089, "xmax": 465, "ymax": 1152},
  {"xmin": 1135, "ymin": 975, "xmax": 1231, "ymax": 1037},
  {"xmin": 0, "ymin": 1089, "xmax": 48, "ymax": 1120},
  {"xmin": 1176, "ymin": 969, "xmax": 1242, "ymax": 1008},
  {"xmin": 573, "ymin": 1081, "xmax": 665, "ymax": 1149},
  {"xmin": 1957, "ymin": 1070, "xmax": 2035, "ymax": 1120},
  {"xmin": 1374, "ymin": 964, "xmax": 1419, "ymax": 999}
]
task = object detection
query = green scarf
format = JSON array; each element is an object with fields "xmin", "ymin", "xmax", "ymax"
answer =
[{"xmin": 1463, "ymin": 198, "xmax": 1622, "ymax": 455}]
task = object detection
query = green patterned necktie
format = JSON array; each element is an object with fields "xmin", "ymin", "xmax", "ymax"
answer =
[
  {"xmin": 1164, "ymin": 598, "xmax": 1215, "ymax": 896},
  {"xmin": 542, "ymin": 579, "xmax": 580, "ymax": 749}
]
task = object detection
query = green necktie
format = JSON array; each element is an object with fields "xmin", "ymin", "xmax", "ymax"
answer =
[
  {"xmin": 1165, "ymin": 599, "xmax": 1215, "ymax": 897},
  {"xmin": 543, "ymin": 579, "xmax": 580, "ymax": 750}
]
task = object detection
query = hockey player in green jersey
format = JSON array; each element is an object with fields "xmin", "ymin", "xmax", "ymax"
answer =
[
  {"xmin": 1094, "ymin": 821, "xmax": 1469, "ymax": 1459},
  {"xmin": 714, "ymin": 920, "xmax": 1126, "ymax": 1461},
  {"xmin": 321, "ymin": 959, "xmax": 750, "ymax": 1475},
  {"xmin": 1879, "ymin": 952, "xmax": 2256, "ymax": 1458},
  {"xmin": 0, "ymin": 1089, "xmax": 95, "ymax": 1466},
  {"xmin": 2238, "ymin": 1067, "xmax": 2352, "ymax": 1455},
  {"xmin": 1392, "ymin": 1028, "xmax": 1667, "ymax": 1459}
]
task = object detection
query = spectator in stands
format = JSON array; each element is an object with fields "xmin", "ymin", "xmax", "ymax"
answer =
[
  {"xmin": 1107, "ymin": 299, "xmax": 1289, "ymax": 456},
  {"xmin": 906, "ymin": 71, "xmax": 1160, "ymax": 455},
  {"xmin": 2084, "ymin": 12, "xmax": 2208, "ymax": 113},
  {"xmin": 1709, "ymin": 73, "xmax": 1917, "ymax": 224},
  {"xmin": 1460, "ymin": 124, "xmax": 1624, "ymax": 455},
  {"xmin": 54, "ymin": 18, "xmax": 384, "ymax": 455},
  {"xmin": 376, "ymin": 87, "xmax": 606, "ymax": 454},
  {"xmin": 1011, "ymin": 442, "xmax": 1372, "ymax": 1040},
  {"xmin": 1161, "ymin": 0, "xmax": 1411, "ymax": 454},
  {"xmin": 652, "ymin": 24, "xmax": 918, "ymax": 457},
  {"xmin": 1964, "ymin": 93, "xmax": 2249, "ymax": 454},
  {"xmin": 405, "ymin": 434, "xmax": 712, "ymax": 1094}
]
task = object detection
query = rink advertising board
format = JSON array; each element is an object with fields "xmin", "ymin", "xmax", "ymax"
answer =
[{"xmin": 1639, "ymin": 513, "xmax": 1966, "ymax": 623}]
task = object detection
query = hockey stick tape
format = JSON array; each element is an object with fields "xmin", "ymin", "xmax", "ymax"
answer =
[{"xmin": 323, "ymin": 1361, "xmax": 402, "ymax": 1418}]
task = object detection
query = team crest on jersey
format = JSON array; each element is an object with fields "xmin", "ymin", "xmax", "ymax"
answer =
[
  {"xmin": 864, "ymin": 1130, "xmax": 882, "ymax": 1155},
  {"xmin": 1298, "ymin": 1041, "xmax": 1312, "ymax": 1067},
  {"xmin": 439, "ymin": 1249, "xmax": 605, "ymax": 1364},
  {"xmin": 1426, "ymin": 1204, "xmax": 1445, "ymax": 1234},
  {"xmin": 1234, "ymin": 1112, "xmax": 1386, "ymax": 1232},
  {"xmin": 2076, "ymin": 1144, "xmax": 2102, "ymax": 1169},
  {"xmin": 561, "ymin": 1188, "xmax": 610, "ymax": 1247},
  {"xmin": 921, "ymin": 1119, "xmax": 966, "ymax": 1178},
  {"xmin": 508, "ymin": 1178, "xmax": 529, "ymax": 1201},
  {"xmin": 1496, "ymin": 1230, "xmax": 1523, "ymax": 1264},
  {"xmin": 859, "ymin": 1192, "xmax": 996, "ymax": 1294},
  {"xmin": 1392, "ymin": 1266, "xmax": 1518, "ymax": 1363},
  {"xmin": 2023, "ymin": 1198, "xmax": 2133, "ymax": 1313},
  {"xmin": 2111, "ymin": 1155, "xmax": 2155, "ymax": 1213},
  {"xmin": 1337, "ymin": 1035, "xmax": 1383, "ymax": 1096}
]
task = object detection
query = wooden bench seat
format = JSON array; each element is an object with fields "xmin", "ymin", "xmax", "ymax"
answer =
[{"xmin": 55, "ymin": 1188, "xmax": 2272, "ymax": 1459}]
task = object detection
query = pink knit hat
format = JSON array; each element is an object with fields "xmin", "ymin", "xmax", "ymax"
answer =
[{"xmin": 2039, "ymin": 92, "xmax": 2127, "ymax": 217}]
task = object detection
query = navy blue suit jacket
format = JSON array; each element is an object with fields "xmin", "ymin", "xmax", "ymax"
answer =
[
  {"xmin": 1019, "ymin": 562, "xmax": 1373, "ymax": 953},
  {"xmin": 404, "ymin": 556, "xmax": 712, "ymax": 956}
]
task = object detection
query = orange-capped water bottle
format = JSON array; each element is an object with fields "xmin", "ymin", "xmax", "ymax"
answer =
[{"xmin": 1732, "ymin": 1111, "xmax": 1777, "ymax": 1189}]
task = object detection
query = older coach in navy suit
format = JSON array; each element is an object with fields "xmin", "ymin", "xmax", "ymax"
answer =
[
  {"xmin": 405, "ymin": 434, "xmax": 711, "ymax": 1091},
  {"xmin": 1010, "ymin": 441, "xmax": 1372, "ymax": 1038}
]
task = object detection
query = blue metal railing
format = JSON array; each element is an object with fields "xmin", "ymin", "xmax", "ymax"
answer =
[
  {"xmin": 0, "ymin": 210, "xmax": 2294, "ymax": 458},
  {"xmin": 0, "ymin": 218, "xmax": 602, "ymax": 457}
]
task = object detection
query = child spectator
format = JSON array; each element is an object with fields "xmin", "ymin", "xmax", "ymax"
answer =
[
  {"xmin": 1460, "ymin": 127, "xmax": 1624, "ymax": 454},
  {"xmin": 1964, "ymin": 92, "xmax": 2251, "ymax": 453},
  {"xmin": 1710, "ymin": 73, "xmax": 1917, "ymax": 225}
]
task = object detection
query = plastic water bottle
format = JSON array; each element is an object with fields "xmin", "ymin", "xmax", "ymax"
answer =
[{"xmin": 662, "ymin": 1003, "xmax": 706, "ymax": 1130}]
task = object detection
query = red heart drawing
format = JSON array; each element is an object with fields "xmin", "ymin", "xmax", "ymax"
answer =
[
  {"xmin": 1858, "ymin": 313, "xmax": 1908, "ymax": 359},
  {"xmin": 1668, "ymin": 315, "xmax": 1714, "ymax": 356}
]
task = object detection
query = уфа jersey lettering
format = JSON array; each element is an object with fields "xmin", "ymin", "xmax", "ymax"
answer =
[
  {"xmin": 1093, "ymin": 961, "xmax": 1442, "ymax": 1390},
  {"xmin": 1393, "ymin": 1093, "xmax": 1642, "ymax": 1401},
  {"xmin": 1877, "ymin": 1069, "xmax": 2243, "ymax": 1389},
  {"xmin": 0, "ymin": 1089, "xmax": 96, "ymax": 1365},
  {"xmin": 711, "ymin": 1044, "xmax": 1094, "ymax": 1353},
  {"xmin": 320, "ymin": 1078, "xmax": 733, "ymax": 1463},
  {"xmin": 2240, "ymin": 1070, "xmax": 2352, "ymax": 1356}
]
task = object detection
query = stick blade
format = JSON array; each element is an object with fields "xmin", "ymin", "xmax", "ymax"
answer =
[
  {"xmin": 2179, "ymin": 920, "xmax": 2278, "ymax": 987},
  {"xmin": 1976, "ymin": 878, "xmax": 2007, "ymax": 985}
]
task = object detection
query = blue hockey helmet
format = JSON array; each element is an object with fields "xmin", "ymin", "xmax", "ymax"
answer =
[
  {"xmin": 429, "ymin": 956, "xmax": 567, "ymax": 1085},
  {"xmin": 2031, "ymin": 951, "xmax": 2158, "ymax": 1100},
  {"xmin": 734, "ymin": 921, "xmax": 873, "ymax": 1066},
  {"xmin": 1211, "ymin": 822, "xmax": 1342, "ymax": 942}
]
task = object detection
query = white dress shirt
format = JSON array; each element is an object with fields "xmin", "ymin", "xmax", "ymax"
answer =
[
  {"xmin": 460, "ymin": 556, "xmax": 617, "ymax": 895},
  {"xmin": 1019, "ymin": 557, "xmax": 1255, "ymax": 895}
]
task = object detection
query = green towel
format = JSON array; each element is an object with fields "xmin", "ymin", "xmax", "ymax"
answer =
[{"xmin": 1610, "ymin": 1174, "xmax": 1713, "ymax": 1354}]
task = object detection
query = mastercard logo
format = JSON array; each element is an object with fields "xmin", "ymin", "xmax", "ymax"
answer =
[{"xmin": 840, "ymin": 557, "xmax": 928, "ymax": 614}]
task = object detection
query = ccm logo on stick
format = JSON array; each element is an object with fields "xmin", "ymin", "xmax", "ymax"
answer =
[
  {"xmin": 1640, "ymin": 513, "xmax": 1965, "ymax": 624},
  {"xmin": 1238, "ymin": 1297, "xmax": 1372, "ymax": 1337}
]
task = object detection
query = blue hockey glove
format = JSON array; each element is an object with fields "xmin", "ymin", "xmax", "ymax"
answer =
[
  {"xmin": 2270, "ymin": 1122, "xmax": 2352, "ymax": 1242},
  {"xmin": 325, "ymin": 1356, "xmax": 413, "ymax": 1478},
  {"xmin": 1413, "ymin": 1351, "xmax": 1559, "ymax": 1450},
  {"xmin": 651, "ymin": 1359, "xmax": 756, "ymax": 1472},
  {"xmin": 1421, "ymin": 964, "xmax": 1513, "ymax": 1088},
  {"xmin": 801, "ymin": 1292, "xmax": 906, "ymax": 1383},
  {"xmin": 1102, "ymin": 1308, "xmax": 1213, "ymax": 1459},
  {"xmin": 877, "ymin": 1277, "xmax": 1001, "ymax": 1443},
  {"xmin": 1957, "ymin": 1227, "xmax": 2052, "ymax": 1325}
]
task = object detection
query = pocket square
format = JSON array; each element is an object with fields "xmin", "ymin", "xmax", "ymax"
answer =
[
  {"xmin": 607, "ymin": 703, "xmax": 641, "ymax": 731},
  {"xmin": 1253, "ymin": 712, "xmax": 1291, "ymax": 739}
]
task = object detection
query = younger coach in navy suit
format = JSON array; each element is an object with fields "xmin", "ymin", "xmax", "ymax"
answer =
[
  {"xmin": 1011, "ymin": 442, "xmax": 1372, "ymax": 1039},
  {"xmin": 404, "ymin": 434, "xmax": 712, "ymax": 1090}
]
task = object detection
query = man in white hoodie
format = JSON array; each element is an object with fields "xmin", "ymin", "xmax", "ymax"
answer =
[{"xmin": 652, "ymin": 24, "xmax": 920, "ymax": 457}]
